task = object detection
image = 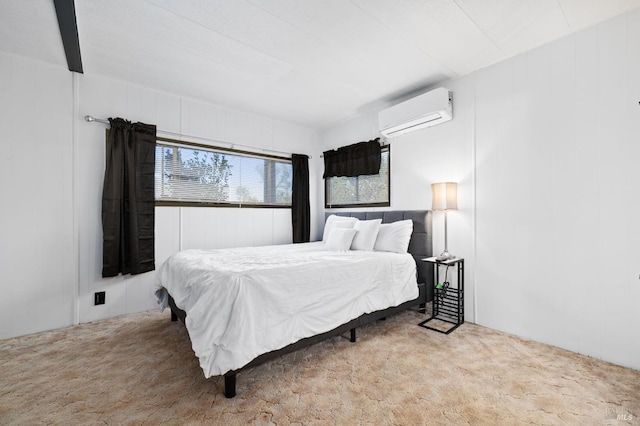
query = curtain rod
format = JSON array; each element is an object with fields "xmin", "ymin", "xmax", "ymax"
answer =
[{"xmin": 84, "ymin": 115, "xmax": 311, "ymax": 159}]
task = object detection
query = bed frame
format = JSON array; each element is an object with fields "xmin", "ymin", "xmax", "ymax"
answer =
[{"xmin": 168, "ymin": 210, "xmax": 433, "ymax": 398}]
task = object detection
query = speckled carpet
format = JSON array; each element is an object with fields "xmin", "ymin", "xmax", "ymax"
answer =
[{"xmin": 0, "ymin": 308, "xmax": 638, "ymax": 425}]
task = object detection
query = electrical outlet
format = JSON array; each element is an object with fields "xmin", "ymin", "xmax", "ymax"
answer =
[{"xmin": 94, "ymin": 291, "xmax": 106, "ymax": 305}]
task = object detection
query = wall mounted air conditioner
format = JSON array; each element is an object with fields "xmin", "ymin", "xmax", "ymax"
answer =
[{"xmin": 378, "ymin": 87, "xmax": 452, "ymax": 138}]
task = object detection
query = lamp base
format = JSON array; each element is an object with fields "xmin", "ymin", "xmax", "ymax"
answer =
[{"xmin": 436, "ymin": 251, "xmax": 455, "ymax": 262}]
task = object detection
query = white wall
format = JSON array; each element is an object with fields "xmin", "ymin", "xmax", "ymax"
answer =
[
  {"xmin": 0, "ymin": 55, "xmax": 320, "ymax": 339},
  {"xmin": 0, "ymin": 54, "xmax": 75, "ymax": 339},
  {"xmin": 474, "ymin": 10, "xmax": 640, "ymax": 370},
  {"xmin": 320, "ymin": 9, "xmax": 640, "ymax": 370}
]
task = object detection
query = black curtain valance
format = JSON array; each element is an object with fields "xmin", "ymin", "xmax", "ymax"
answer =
[
  {"xmin": 322, "ymin": 138, "xmax": 381, "ymax": 178},
  {"xmin": 102, "ymin": 118, "xmax": 156, "ymax": 277}
]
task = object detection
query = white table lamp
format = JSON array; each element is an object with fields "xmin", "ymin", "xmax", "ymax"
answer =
[{"xmin": 432, "ymin": 182, "xmax": 457, "ymax": 261}]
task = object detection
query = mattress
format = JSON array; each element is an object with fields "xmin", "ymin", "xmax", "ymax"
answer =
[{"xmin": 155, "ymin": 241, "xmax": 418, "ymax": 377}]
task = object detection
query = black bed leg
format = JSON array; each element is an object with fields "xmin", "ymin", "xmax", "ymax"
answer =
[
  {"xmin": 419, "ymin": 303, "xmax": 426, "ymax": 314},
  {"xmin": 350, "ymin": 328, "xmax": 356, "ymax": 343},
  {"xmin": 224, "ymin": 373, "xmax": 236, "ymax": 398},
  {"xmin": 171, "ymin": 310, "xmax": 178, "ymax": 322}
]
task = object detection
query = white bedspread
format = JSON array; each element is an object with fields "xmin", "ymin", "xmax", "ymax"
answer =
[{"xmin": 155, "ymin": 242, "xmax": 418, "ymax": 377}]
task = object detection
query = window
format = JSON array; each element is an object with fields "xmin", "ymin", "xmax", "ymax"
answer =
[
  {"xmin": 155, "ymin": 138, "xmax": 292, "ymax": 207},
  {"xmin": 325, "ymin": 146, "xmax": 390, "ymax": 208}
]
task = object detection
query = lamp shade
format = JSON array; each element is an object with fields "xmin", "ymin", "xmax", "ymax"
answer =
[{"xmin": 431, "ymin": 182, "xmax": 458, "ymax": 211}]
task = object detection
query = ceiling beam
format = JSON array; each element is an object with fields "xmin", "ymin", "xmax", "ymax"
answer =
[{"xmin": 54, "ymin": 0, "xmax": 83, "ymax": 73}]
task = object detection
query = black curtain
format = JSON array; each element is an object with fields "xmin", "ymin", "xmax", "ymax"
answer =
[
  {"xmin": 291, "ymin": 154, "xmax": 310, "ymax": 243},
  {"xmin": 102, "ymin": 118, "xmax": 157, "ymax": 277},
  {"xmin": 322, "ymin": 138, "xmax": 381, "ymax": 178}
]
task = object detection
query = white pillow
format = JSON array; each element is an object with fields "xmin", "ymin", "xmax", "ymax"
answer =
[
  {"xmin": 322, "ymin": 215, "xmax": 358, "ymax": 242},
  {"xmin": 350, "ymin": 219, "xmax": 382, "ymax": 251},
  {"xmin": 373, "ymin": 219, "xmax": 413, "ymax": 253},
  {"xmin": 325, "ymin": 228, "xmax": 357, "ymax": 251}
]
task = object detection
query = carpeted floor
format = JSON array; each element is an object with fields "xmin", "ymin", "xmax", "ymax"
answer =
[{"xmin": 0, "ymin": 309, "xmax": 638, "ymax": 425}]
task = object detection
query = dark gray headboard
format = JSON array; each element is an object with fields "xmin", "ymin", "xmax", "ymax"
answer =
[{"xmin": 325, "ymin": 210, "xmax": 433, "ymax": 294}]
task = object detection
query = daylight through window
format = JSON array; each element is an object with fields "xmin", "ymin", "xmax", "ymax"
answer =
[
  {"xmin": 155, "ymin": 139, "xmax": 292, "ymax": 207},
  {"xmin": 325, "ymin": 146, "xmax": 390, "ymax": 208}
]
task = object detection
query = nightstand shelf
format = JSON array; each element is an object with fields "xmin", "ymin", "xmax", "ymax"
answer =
[{"xmin": 418, "ymin": 257, "xmax": 464, "ymax": 334}]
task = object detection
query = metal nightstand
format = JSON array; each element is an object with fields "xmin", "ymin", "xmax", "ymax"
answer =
[{"xmin": 418, "ymin": 257, "xmax": 464, "ymax": 334}]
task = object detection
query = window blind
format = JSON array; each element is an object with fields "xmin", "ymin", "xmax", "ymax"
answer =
[{"xmin": 155, "ymin": 140, "xmax": 292, "ymax": 207}]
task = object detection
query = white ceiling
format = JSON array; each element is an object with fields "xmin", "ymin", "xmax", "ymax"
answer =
[{"xmin": 2, "ymin": 0, "xmax": 640, "ymax": 129}]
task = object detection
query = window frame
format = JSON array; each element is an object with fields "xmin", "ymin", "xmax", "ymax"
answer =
[
  {"xmin": 155, "ymin": 136, "xmax": 293, "ymax": 209},
  {"xmin": 324, "ymin": 145, "xmax": 391, "ymax": 209}
]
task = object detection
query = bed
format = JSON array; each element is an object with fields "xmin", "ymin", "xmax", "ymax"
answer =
[{"xmin": 155, "ymin": 210, "xmax": 433, "ymax": 397}]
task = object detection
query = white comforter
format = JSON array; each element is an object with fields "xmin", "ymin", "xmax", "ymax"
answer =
[{"xmin": 155, "ymin": 242, "xmax": 418, "ymax": 377}]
